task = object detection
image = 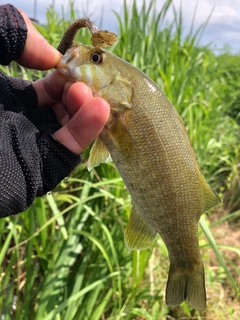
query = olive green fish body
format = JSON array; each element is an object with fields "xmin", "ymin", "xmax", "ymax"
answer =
[{"xmin": 57, "ymin": 43, "xmax": 220, "ymax": 311}]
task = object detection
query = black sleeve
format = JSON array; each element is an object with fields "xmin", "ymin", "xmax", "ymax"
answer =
[
  {"xmin": 0, "ymin": 72, "xmax": 81, "ymax": 218},
  {"xmin": 0, "ymin": 4, "xmax": 27, "ymax": 65},
  {"xmin": 0, "ymin": 5, "xmax": 81, "ymax": 217}
]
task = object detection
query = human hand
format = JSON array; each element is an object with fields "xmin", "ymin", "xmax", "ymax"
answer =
[
  {"xmin": 16, "ymin": 9, "xmax": 110, "ymax": 154},
  {"xmin": 33, "ymin": 72, "xmax": 110, "ymax": 154},
  {"xmin": 0, "ymin": 6, "xmax": 110, "ymax": 216}
]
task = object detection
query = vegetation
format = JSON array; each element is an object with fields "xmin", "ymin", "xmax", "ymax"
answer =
[{"xmin": 0, "ymin": 0, "xmax": 240, "ymax": 319}]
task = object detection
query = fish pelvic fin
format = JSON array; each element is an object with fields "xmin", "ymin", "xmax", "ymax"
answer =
[
  {"xmin": 166, "ymin": 262, "xmax": 206, "ymax": 311},
  {"xmin": 200, "ymin": 176, "xmax": 221, "ymax": 214},
  {"xmin": 87, "ymin": 137, "xmax": 112, "ymax": 171},
  {"xmin": 124, "ymin": 204, "xmax": 157, "ymax": 250}
]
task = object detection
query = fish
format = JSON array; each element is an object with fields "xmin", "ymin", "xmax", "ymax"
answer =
[{"xmin": 56, "ymin": 19, "xmax": 220, "ymax": 311}]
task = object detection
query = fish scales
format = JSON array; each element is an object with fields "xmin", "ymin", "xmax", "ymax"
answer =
[
  {"xmin": 57, "ymin": 24, "xmax": 220, "ymax": 311},
  {"xmin": 100, "ymin": 65, "xmax": 202, "ymax": 259}
]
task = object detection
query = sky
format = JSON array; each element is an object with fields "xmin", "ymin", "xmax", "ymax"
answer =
[{"xmin": 1, "ymin": 0, "xmax": 240, "ymax": 54}]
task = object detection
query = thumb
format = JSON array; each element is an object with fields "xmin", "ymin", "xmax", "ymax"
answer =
[{"xmin": 15, "ymin": 10, "xmax": 61, "ymax": 70}]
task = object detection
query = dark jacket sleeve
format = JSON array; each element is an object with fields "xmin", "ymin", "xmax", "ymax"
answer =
[
  {"xmin": 0, "ymin": 5, "xmax": 27, "ymax": 65},
  {"xmin": 0, "ymin": 5, "xmax": 81, "ymax": 217}
]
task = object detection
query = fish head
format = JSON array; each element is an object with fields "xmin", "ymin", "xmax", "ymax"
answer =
[
  {"xmin": 57, "ymin": 43, "xmax": 119, "ymax": 93},
  {"xmin": 57, "ymin": 42, "xmax": 134, "ymax": 170},
  {"xmin": 57, "ymin": 42, "xmax": 133, "ymax": 114}
]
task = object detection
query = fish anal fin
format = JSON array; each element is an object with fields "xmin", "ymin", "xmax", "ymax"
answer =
[
  {"xmin": 166, "ymin": 262, "xmax": 206, "ymax": 311},
  {"xmin": 124, "ymin": 204, "xmax": 157, "ymax": 250},
  {"xmin": 87, "ymin": 137, "xmax": 112, "ymax": 171}
]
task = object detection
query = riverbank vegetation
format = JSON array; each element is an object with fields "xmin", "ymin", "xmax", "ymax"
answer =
[{"xmin": 0, "ymin": 1, "xmax": 239, "ymax": 319}]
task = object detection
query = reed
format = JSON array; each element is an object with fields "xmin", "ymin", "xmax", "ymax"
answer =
[{"xmin": 0, "ymin": 1, "xmax": 239, "ymax": 319}]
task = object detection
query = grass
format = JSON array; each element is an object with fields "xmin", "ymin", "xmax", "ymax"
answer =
[{"xmin": 0, "ymin": 0, "xmax": 240, "ymax": 319}]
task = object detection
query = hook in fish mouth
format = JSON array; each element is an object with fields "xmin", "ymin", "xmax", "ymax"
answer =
[{"xmin": 57, "ymin": 18, "xmax": 118, "ymax": 54}]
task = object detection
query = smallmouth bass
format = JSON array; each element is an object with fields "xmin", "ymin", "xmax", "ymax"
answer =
[{"xmin": 56, "ymin": 19, "xmax": 220, "ymax": 311}]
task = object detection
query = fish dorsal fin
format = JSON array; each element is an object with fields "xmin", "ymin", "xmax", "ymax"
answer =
[
  {"xmin": 124, "ymin": 204, "xmax": 157, "ymax": 250},
  {"xmin": 200, "ymin": 176, "xmax": 221, "ymax": 214},
  {"xmin": 87, "ymin": 137, "xmax": 112, "ymax": 171}
]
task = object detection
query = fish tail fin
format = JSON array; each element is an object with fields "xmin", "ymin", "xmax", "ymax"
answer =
[{"xmin": 166, "ymin": 262, "xmax": 206, "ymax": 311}]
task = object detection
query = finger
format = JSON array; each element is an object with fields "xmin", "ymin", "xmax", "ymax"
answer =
[
  {"xmin": 51, "ymin": 101, "xmax": 70, "ymax": 126},
  {"xmin": 15, "ymin": 10, "xmax": 61, "ymax": 69},
  {"xmin": 51, "ymin": 81, "xmax": 93, "ymax": 126},
  {"xmin": 33, "ymin": 70, "xmax": 69, "ymax": 106},
  {"xmin": 53, "ymin": 97, "xmax": 110, "ymax": 154},
  {"xmin": 33, "ymin": 72, "xmax": 93, "ymax": 109},
  {"xmin": 64, "ymin": 82, "xmax": 93, "ymax": 118}
]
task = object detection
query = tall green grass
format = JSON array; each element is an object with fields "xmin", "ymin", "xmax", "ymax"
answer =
[{"xmin": 0, "ymin": 0, "xmax": 240, "ymax": 319}]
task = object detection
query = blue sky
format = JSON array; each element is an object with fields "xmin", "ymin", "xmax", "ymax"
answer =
[{"xmin": 2, "ymin": 0, "xmax": 240, "ymax": 54}]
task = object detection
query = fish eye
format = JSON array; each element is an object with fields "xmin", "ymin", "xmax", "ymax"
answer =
[{"xmin": 90, "ymin": 53, "xmax": 103, "ymax": 64}]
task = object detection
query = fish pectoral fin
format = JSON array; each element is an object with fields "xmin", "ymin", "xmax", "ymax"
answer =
[
  {"xmin": 124, "ymin": 204, "xmax": 157, "ymax": 250},
  {"xmin": 100, "ymin": 116, "xmax": 135, "ymax": 155},
  {"xmin": 87, "ymin": 137, "xmax": 112, "ymax": 171}
]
